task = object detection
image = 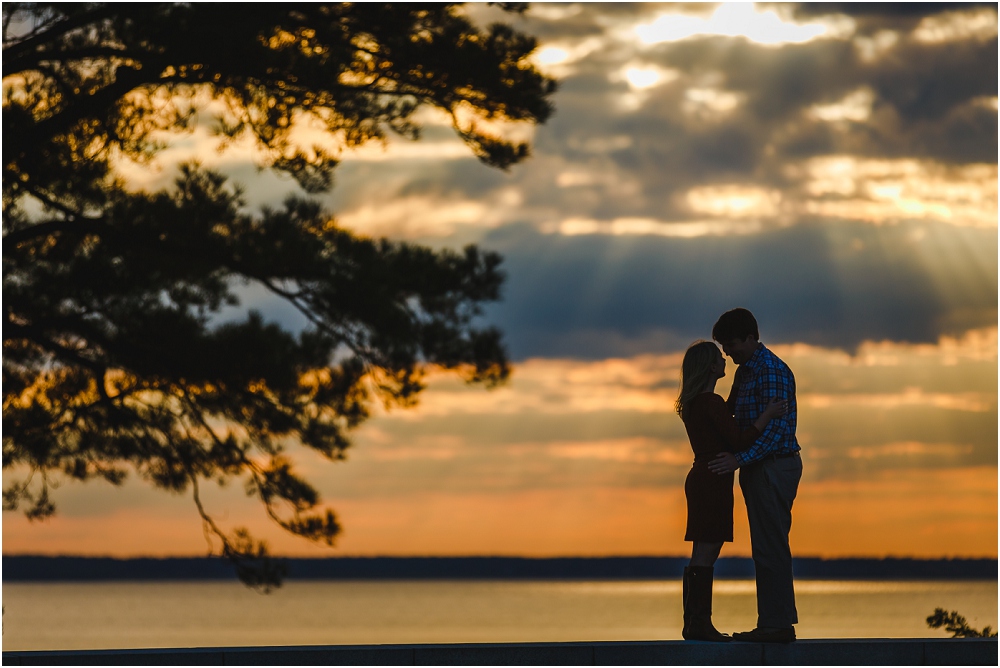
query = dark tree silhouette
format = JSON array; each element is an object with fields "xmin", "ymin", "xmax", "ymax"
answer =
[
  {"xmin": 927, "ymin": 608, "xmax": 998, "ymax": 638},
  {"xmin": 2, "ymin": 2, "xmax": 555, "ymax": 589}
]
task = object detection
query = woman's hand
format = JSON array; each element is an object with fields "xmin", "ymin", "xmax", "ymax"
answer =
[{"xmin": 761, "ymin": 397, "xmax": 788, "ymax": 421}]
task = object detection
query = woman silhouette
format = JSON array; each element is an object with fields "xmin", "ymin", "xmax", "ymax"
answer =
[{"xmin": 675, "ymin": 341, "xmax": 786, "ymax": 642}]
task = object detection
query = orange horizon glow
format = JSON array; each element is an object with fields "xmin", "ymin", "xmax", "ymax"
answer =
[
  {"xmin": 3, "ymin": 332, "xmax": 996, "ymax": 561},
  {"xmin": 4, "ymin": 3, "xmax": 997, "ymax": 574},
  {"xmin": 3, "ymin": 465, "xmax": 996, "ymax": 560}
]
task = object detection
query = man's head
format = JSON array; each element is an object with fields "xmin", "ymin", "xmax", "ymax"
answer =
[{"xmin": 712, "ymin": 308, "xmax": 760, "ymax": 364}]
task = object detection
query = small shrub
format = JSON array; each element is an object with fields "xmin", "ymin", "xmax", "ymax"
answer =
[{"xmin": 927, "ymin": 608, "xmax": 998, "ymax": 638}]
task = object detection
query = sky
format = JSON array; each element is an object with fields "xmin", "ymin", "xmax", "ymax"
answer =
[{"xmin": 3, "ymin": 2, "xmax": 997, "ymax": 560}]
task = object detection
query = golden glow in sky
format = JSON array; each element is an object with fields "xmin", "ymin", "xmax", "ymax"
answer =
[
  {"xmin": 5, "ymin": 3, "xmax": 997, "ymax": 561},
  {"xmin": 912, "ymin": 7, "xmax": 999, "ymax": 43},
  {"xmin": 797, "ymin": 159, "xmax": 998, "ymax": 228},
  {"xmin": 633, "ymin": 3, "xmax": 853, "ymax": 46},
  {"xmin": 4, "ymin": 329, "xmax": 996, "ymax": 558}
]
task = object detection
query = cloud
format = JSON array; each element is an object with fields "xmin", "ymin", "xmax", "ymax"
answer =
[
  {"xmin": 626, "ymin": 29, "xmax": 997, "ymax": 171},
  {"xmin": 117, "ymin": 2, "xmax": 996, "ymax": 245},
  {"xmin": 303, "ymin": 4, "xmax": 995, "ymax": 245},
  {"xmin": 13, "ymin": 2, "xmax": 999, "ymax": 562},
  {"xmin": 784, "ymin": 3, "xmax": 997, "ymax": 36},
  {"xmin": 506, "ymin": 4, "xmax": 996, "ymax": 228},
  {"xmin": 221, "ymin": 214, "xmax": 996, "ymax": 362},
  {"xmin": 479, "ymin": 220, "xmax": 996, "ymax": 359},
  {"xmin": 326, "ymin": 329, "xmax": 998, "ymax": 493},
  {"xmin": 6, "ymin": 328, "xmax": 994, "ymax": 557},
  {"xmin": 165, "ymin": 5, "xmax": 995, "ymax": 369}
]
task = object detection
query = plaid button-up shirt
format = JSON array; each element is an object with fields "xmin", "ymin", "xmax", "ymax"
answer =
[{"xmin": 728, "ymin": 343, "xmax": 800, "ymax": 466}]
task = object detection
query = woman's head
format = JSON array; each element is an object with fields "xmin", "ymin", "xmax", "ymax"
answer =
[{"xmin": 675, "ymin": 340, "xmax": 724, "ymax": 419}]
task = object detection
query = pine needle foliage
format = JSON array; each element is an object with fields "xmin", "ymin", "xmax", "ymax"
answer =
[
  {"xmin": 927, "ymin": 608, "xmax": 998, "ymax": 638},
  {"xmin": 2, "ymin": 2, "xmax": 556, "ymax": 590}
]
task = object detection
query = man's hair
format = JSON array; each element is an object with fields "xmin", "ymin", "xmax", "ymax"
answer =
[{"xmin": 712, "ymin": 308, "xmax": 759, "ymax": 343}]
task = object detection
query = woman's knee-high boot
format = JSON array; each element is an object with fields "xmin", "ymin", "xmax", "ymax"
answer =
[{"xmin": 682, "ymin": 566, "xmax": 732, "ymax": 642}]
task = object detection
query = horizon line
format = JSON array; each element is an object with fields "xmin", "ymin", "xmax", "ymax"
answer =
[{"xmin": 4, "ymin": 553, "xmax": 997, "ymax": 561}]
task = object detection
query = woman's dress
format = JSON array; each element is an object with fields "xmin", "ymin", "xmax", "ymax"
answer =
[{"xmin": 681, "ymin": 392, "xmax": 760, "ymax": 542}]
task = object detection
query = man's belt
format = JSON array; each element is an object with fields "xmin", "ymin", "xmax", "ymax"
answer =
[{"xmin": 769, "ymin": 451, "xmax": 800, "ymax": 460}]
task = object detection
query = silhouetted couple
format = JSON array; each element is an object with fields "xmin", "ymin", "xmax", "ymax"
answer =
[{"xmin": 675, "ymin": 308, "xmax": 801, "ymax": 643}]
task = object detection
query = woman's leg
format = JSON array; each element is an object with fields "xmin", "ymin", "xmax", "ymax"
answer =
[
  {"xmin": 683, "ymin": 541, "xmax": 730, "ymax": 641},
  {"xmin": 690, "ymin": 541, "xmax": 723, "ymax": 567}
]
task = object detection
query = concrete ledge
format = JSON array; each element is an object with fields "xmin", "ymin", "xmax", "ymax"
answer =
[{"xmin": 3, "ymin": 638, "xmax": 997, "ymax": 666}]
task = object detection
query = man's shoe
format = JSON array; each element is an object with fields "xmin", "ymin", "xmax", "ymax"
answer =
[{"xmin": 732, "ymin": 627, "xmax": 796, "ymax": 643}]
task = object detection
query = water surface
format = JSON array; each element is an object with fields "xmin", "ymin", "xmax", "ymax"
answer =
[{"xmin": 2, "ymin": 580, "xmax": 995, "ymax": 651}]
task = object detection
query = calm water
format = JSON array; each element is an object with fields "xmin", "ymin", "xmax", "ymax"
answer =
[{"xmin": 2, "ymin": 580, "xmax": 996, "ymax": 651}]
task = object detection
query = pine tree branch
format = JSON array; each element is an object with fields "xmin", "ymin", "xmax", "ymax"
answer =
[{"xmin": 2, "ymin": 4, "xmax": 121, "ymax": 72}]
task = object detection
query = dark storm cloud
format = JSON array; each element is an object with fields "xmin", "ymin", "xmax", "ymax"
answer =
[
  {"xmin": 781, "ymin": 2, "xmax": 995, "ymax": 34},
  {"xmin": 492, "ymin": 4, "xmax": 998, "ymax": 224},
  {"xmin": 650, "ymin": 37, "xmax": 859, "ymax": 120},
  {"xmin": 787, "ymin": 2, "xmax": 988, "ymax": 16},
  {"xmin": 522, "ymin": 71, "xmax": 775, "ymax": 221},
  {"xmin": 210, "ymin": 2, "xmax": 996, "ymax": 227},
  {"xmin": 638, "ymin": 31, "xmax": 997, "ymax": 162},
  {"xmin": 480, "ymin": 220, "xmax": 998, "ymax": 360},
  {"xmin": 868, "ymin": 38, "xmax": 997, "ymax": 123},
  {"xmin": 231, "ymin": 3, "xmax": 997, "ymax": 353},
  {"xmin": 607, "ymin": 91, "xmax": 766, "ymax": 177},
  {"xmin": 265, "ymin": 3, "xmax": 996, "ymax": 240}
]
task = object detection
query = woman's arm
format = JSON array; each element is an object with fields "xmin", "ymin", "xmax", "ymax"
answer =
[
  {"xmin": 707, "ymin": 396, "xmax": 787, "ymax": 458},
  {"xmin": 753, "ymin": 397, "xmax": 787, "ymax": 433},
  {"xmin": 708, "ymin": 396, "xmax": 789, "ymax": 475}
]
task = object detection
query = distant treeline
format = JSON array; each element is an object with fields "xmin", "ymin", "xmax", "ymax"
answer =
[{"xmin": 3, "ymin": 555, "xmax": 996, "ymax": 582}]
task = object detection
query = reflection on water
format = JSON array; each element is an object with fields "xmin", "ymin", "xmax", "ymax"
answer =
[{"xmin": 2, "ymin": 580, "xmax": 996, "ymax": 651}]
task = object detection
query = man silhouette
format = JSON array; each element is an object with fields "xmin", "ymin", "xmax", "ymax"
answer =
[{"xmin": 708, "ymin": 308, "xmax": 801, "ymax": 643}]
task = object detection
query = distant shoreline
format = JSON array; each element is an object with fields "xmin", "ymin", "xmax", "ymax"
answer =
[{"xmin": 3, "ymin": 555, "xmax": 996, "ymax": 582}]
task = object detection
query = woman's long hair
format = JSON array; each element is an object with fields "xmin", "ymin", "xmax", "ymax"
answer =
[{"xmin": 675, "ymin": 340, "xmax": 721, "ymax": 420}]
